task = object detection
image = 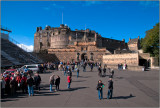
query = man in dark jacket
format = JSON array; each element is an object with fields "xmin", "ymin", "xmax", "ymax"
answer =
[
  {"xmin": 10, "ymin": 77, "xmax": 16, "ymax": 96},
  {"xmin": 98, "ymin": 66, "xmax": 102, "ymax": 77},
  {"xmin": 107, "ymin": 78, "xmax": 113, "ymax": 99},
  {"xmin": 96, "ymin": 80, "xmax": 104, "ymax": 100},
  {"xmin": 55, "ymin": 75, "xmax": 60, "ymax": 91},
  {"xmin": 27, "ymin": 74, "xmax": 34, "ymax": 96},
  {"xmin": 90, "ymin": 63, "xmax": 93, "ymax": 72},
  {"xmin": 34, "ymin": 73, "xmax": 41, "ymax": 91}
]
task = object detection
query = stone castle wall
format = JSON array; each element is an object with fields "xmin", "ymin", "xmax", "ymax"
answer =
[{"xmin": 103, "ymin": 53, "xmax": 139, "ymax": 66}]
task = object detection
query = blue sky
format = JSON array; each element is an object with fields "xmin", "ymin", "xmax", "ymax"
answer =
[{"xmin": 1, "ymin": 1, "xmax": 159, "ymax": 50}]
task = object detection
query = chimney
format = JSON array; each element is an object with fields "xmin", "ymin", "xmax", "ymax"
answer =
[
  {"xmin": 129, "ymin": 38, "xmax": 131, "ymax": 41},
  {"xmin": 122, "ymin": 39, "xmax": 125, "ymax": 42},
  {"xmin": 36, "ymin": 27, "xmax": 39, "ymax": 32},
  {"xmin": 138, "ymin": 36, "xmax": 140, "ymax": 39}
]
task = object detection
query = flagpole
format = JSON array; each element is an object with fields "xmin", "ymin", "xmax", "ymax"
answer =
[{"xmin": 62, "ymin": 12, "xmax": 63, "ymax": 24}]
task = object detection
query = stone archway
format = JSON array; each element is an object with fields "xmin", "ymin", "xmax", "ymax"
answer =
[{"xmin": 81, "ymin": 53, "xmax": 87, "ymax": 61}]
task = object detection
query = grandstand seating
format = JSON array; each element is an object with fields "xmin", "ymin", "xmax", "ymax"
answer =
[
  {"xmin": 1, "ymin": 38, "xmax": 43, "ymax": 67},
  {"xmin": 1, "ymin": 55, "xmax": 14, "ymax": 67}
]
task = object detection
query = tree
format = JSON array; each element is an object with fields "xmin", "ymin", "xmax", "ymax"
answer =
[{"xmin": 141, "ymin": 23, "xmax": 159, "ymax": 58}]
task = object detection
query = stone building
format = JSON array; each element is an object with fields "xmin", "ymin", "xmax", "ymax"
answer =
[
  {"xmin": 128, "ymin": 36, "xmax": 140, "ymax": 52},
  {"xmin": 34, "ymin": 24, "xmax": 130, "ymax": 62}
]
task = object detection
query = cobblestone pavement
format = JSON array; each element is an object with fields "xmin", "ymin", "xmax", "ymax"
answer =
[{"xmin": 1, "ymin": 67, "xmax": 159, "ymax": 107}]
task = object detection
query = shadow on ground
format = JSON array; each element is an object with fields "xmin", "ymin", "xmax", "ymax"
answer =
[
  {"xmin": 35, "ymin": 91, "xmax": 60, "ymax": 96},
  {"xmin": 72, "ymin": 80, "xmax": 86, "ymax": 82},
  {"xmin": 59, "ymin": 87, "xmax": 88, "ymax": 92},
  {"xmin": 112, "ymin": 95, "xmax": 135, "ymax": 99}
]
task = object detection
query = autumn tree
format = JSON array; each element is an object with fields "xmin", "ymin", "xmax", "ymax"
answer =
[{"xmin": 141, "ymin": 23, "xmax": 159, "ymax": 58}]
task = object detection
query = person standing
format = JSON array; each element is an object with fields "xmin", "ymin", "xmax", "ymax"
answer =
[
  {"xmin": 21, "ymin": 75, "xmax": 27, "ymax": 93},
  {"xmin": 10, "ymin": 77, "xmax": 16, "ymax": 96},
  {"xmin": 1, "ymin": 77, "xmax": 6, "ymax": 98},
  {"xmin": 49, "ymin": 74, "xmax": 55, "ymax": 92},
  {"xmin": 5, "ymin": 75, "xmax": 11, "ymax": 95},
  {"xmin": 16, "ymin": 74, "xmax": 22, "ymax": 90},
  {"xmin": 55, "ymin": 75, "xmax": 60, "ymax": 91},
  {"xmin": 96, "ymin": 80, "xmax": 104, "ymax": 100},
  {"xmin": 24, "ymin": 66, "xmax": 28, "ymax": 73},
  {"xmin": 67, "ymin": 75, "xmax": 72, "ymax": 89},
  {"xmin": 107, "ymin": 78, "xmax": 113, "ymax": 99},
  {"xmin": 27, "ymin": 74, "xmax": 34, "ymax": 96},
  {"xmin": 103, "ymin": 66, "xmax": 106, "ymax": 76},
  {"xmin": 34, "ymin": 72, "xmax": 41, "ymax": 92}
]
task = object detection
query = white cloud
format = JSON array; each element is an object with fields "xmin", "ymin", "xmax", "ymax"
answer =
[{"xmin": 17, "ymin": 44, "xmax": 33, "ymax": 52}]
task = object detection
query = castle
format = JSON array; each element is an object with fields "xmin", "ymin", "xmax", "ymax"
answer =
[{"xmin": 34, "ymin": 24, "xmax": 140, "ymax": 63}]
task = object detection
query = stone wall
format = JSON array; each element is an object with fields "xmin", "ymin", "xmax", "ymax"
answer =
[
  {"xmin": 48, "ymin": 44, "xmax": 110, "ymax": 63},
  {"xmin": 128, "ymin": 43, "xmax": 138, "ymax": 51},
  {"xmin": 151, "ymin": 57, "xmax": 159, "ymax": 68},
  {"xmin": 103, "ymin": 53, "xmax": 139, "ymax": 66}
]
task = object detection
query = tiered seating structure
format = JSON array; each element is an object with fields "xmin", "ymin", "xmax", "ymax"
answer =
[{"xmin": 1, "ymin": 38, "xmax": 43, "ymax": 67}]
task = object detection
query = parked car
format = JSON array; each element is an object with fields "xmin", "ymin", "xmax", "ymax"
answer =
[
  {"xmin": 20, "ymin": 64, "xmax": 43, "ymax": 73},
  {"xmin": 3, "ymin": 69, "xmax": 17, "ymax": 77}
]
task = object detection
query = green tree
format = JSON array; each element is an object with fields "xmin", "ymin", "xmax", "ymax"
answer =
[{"xmin": 141, "ymin": 23, "xmax": 159, "ymax": 57}]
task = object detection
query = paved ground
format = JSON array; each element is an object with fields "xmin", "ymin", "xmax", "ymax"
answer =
[{"xmin": 1, "ymin": 67, "xmax": 159, "ymax": 107}]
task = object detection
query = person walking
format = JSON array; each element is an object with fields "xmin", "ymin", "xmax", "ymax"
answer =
[
  {"xmin": 27, "ymin": 74, "xmax": 34, "ymax": 96},
  {"xmin": 77, "ymin": 68, "xmax": 80, "ymax": 78},
  {"xmin": 103, "ymin": 66, "xmax": 106, "ymax": 76},
  {"xmin": 98, "ymin": 66, "xmax": 102, "ymax": 77},
  {"xmin": 90, "ymin": 63, "xmax": 93, "ymax": 71},
  {"xmin": 111, "ymin": 69, "xmax": 114, "ymax": 78},
  {"xmin": 64, "ymin": 65, "xmax": 67, "ymax": 76},
  {"xmin": 49, "ymin": 74, "xmax": 55, "ymax": 92},
  {"xmin": 107, "ymin": 78, "xmax": 113, "ymax": 99},
  {"xmin": 83, "ymin": 62, "xmax": 86, "ymax": 72},
  {"xmin": 34, "ymin": 72, "xmax": 41, "ymax": 92},
  {"xmin": 67, "ymin": 75, "xmax": 72, "ymax": 89},
  {"xmin": 96, "ymin": 80, "xmax": 104, "ymax": 100},
  {"xmin": 55, "ymin": 75, "xmax": 60, "ymax": 91},
  {"xmin": 67, "ymin": 68, "xmax": 72, "ymax": 77}
]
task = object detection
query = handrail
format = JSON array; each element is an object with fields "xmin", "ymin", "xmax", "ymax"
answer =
[
  {"xmin": 7, "ymin": 36, "xmax": 42, "ymax": 63},
  {"xmin": 8, "ymin": 36, "xmax": 32, "ymax": 52}
]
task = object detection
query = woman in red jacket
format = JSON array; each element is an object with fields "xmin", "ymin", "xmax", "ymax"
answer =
[
  {"xmin": 16, "ymin": 74, "xmax": 22, "ymax": 90},
  {"xmin": 67, "ymin": 75, "xmax": 71, "ymax": 89}
]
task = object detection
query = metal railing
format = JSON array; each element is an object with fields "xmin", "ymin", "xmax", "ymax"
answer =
[
  {"xmin": 8, "ymin": 36, "xmax": 32, "ymax": 52},
  {"xmin": 7, "ymin": 36, "xmax": 43, "ymax": 63}
]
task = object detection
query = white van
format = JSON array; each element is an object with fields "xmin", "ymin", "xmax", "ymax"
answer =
[{"xmin": 21, "ymin": 64, "xmax": 43, "ymax": 73}]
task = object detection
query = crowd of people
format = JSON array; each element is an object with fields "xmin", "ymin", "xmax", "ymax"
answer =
[
  {"xmin": 1, "ymin": 67, "xmax": 41, "ymax": 98},
  {"xmin": 1, "ymin": 60, "xmax": 115, "ymax": 101}
]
